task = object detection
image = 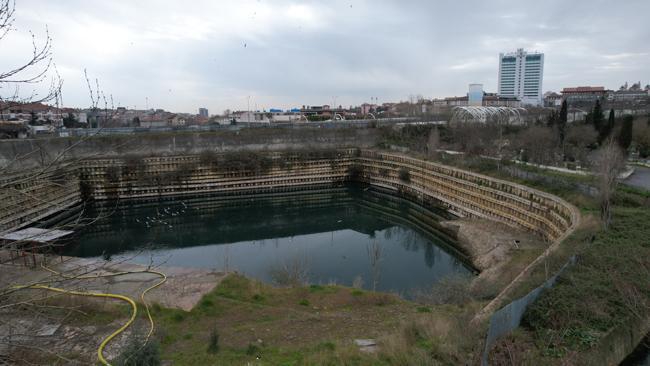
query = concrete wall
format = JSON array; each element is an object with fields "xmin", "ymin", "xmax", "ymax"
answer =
[{"xmin": 0, "ymin": 128, "xmax": 379, "ymax": 171}]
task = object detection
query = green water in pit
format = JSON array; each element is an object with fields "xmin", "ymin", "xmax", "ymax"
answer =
[{"xmin": 62, "ymin": 184, "xmax": 473, "ymax": 296}]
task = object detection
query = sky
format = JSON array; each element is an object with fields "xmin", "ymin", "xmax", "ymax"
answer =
[{"xmin": 1, "ymin": 0, "xmax": 649, "ymax": 114}]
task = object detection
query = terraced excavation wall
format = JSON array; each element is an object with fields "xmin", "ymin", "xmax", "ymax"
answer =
[
  {"xmin": 0, "ymin": 167, "xmax": 81, "ymax": 232},
  {"xmin": 1, "ymin": 149, "xmax": 577, "ymax": 243},
  {"xmin": 355, "ymin": 151, "xmax": 577, "ymax": 242}
]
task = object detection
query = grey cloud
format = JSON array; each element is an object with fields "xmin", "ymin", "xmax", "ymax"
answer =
[{"xmin": 1, "ymin": 0, "xmax": 648, "ymax": 113}]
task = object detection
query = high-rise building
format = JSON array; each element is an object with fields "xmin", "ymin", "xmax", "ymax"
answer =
[
  {"xmin": 498, "ymin": 48, "xmax": 544, "ymax": 106},
  {"xmin": 198, "ymin": 107, "xmax": 209, "ymax": 117},
  {"xmin": 468, "ymin": 84, "xmax": 484, "ymax": 106}
]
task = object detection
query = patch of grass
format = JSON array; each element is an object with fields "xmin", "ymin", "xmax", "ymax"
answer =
[
  {"xmin": 298, "ymin": 299, "xmax": 310, "ymax": 306},
  {"xmin": 315, "ymin": 341, "xmax": 336, "ymax": 351},
  {"xmin": 522, "ymin": 207, "xmax": 650, "ymax": 356},
  {"xmin": 351, "ymin": 289, "xmax": 364, "ymax": 296},
  {"xmin": 213, "ymin": 274, "xmax": 252, "ymax": 300},
  {"xmin": 170, "ymin": 310, "xmax": 186, "ymax": 323},
  {"xmin": 246, "ymin": 343, "xmax": 260, "ymax": 355},
  {"xmin": 417, "ymin": 306, "xmax": 432, "ymax": 313},
  {"xmin": 308, "ymin": 284, "xmax": 338, "ymax": 294},
  {"xmin": 161, "ymin": 333, "xmax": 177, "ymax": 346},
  {"xmin": 308, "ymin": 284, "xmax": 325, "ymax": 292},
  {"xmin": 199, "ymin": 298, "xmax": 214, "ymax": 309},
  {"xmin": 151, "ymin": 302, "xmax": 162, "ymax": 313}
]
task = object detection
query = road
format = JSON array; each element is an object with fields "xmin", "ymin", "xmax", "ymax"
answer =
[{"xmin": 625, "ymin": 166, "xmax": 650, "ymax": 191}]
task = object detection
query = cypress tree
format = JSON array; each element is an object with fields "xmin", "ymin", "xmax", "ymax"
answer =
[
  {"xmin": 617, "ymin": 115, "xmax": 634, "ymax": 152},
  {"xmin": 599, "ymin": 109, "xmax": 616, "ymax": 144},
  {"xmin": 558, "ymin": 100, "xmax": 568, "ymax": 146},
  {"xmin": 592, "ymin": 99, "xmax": 603, "ymax": 132}
]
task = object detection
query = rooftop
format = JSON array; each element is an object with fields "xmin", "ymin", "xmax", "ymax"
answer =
[{"xmin": 561, "ymin": 86, "xmax": 606, "ymax": 93}]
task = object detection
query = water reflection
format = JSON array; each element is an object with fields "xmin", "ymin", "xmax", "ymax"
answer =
[{"xmin": 62, "ymin": 185, "xmax": 474, "ymax": 295}]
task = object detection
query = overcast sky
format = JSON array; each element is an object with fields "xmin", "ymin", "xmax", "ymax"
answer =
[{"xmin": 1, "ymin": 0, "xmax": 649, "ymax": 113}]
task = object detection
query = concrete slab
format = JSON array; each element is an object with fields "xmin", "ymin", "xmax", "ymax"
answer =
[{"xmin": 0, "ymin": 227, "xmax": 73, "ymax": 243}]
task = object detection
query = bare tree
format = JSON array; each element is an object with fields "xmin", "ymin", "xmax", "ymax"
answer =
[
  {"xmin": 0, "ymin": 3, "xmax": 140, "ymax": 363},
  {"xmin": 367, "ymin": 239, "xmax": 382, "ymax": 291},
  {"xmin": 514, "ymin": 126, "xmax": 557, "ymax": 165},
  {"xmin": 593, "ymin": 141, "xmax": 625, "ymax": 229},
  {"xmin": 426, "ymin": 127, "xmax": 440, "ymax": 158},
  {"xmin": 0, "ymin": 0, "xmax": 62, "ymax": 109}
]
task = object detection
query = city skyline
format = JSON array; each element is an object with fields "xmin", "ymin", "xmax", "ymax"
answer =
[{"xmin": 1, "ymin": 0, "xmax": 649, "ymax": 113}]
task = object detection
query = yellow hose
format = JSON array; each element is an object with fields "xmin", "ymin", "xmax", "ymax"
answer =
[
  {"xmin": 11, "ymin": 262, "xmax": 169, "ymax": 365},
  {"xmin": 138, "ymin": 269, "xmax": 167, "ymax": 340},
  {"xmin": 39, "ymin": 263, "xmax": 167, "ymax": 342},
  {"xmin": 12, "ymin": 284, "xmax": 137, "ymax": 366}
]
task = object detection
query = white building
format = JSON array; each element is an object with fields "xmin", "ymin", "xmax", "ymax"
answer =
[
  {"xmin": 468, "ymin": 84, "xmax": 484, "ymax": 106},
  {"xmin": 233, "ymin": 111, "xmax": 270, "ymax": 124},
  {"xmin": 498, "ymin": 48, "xmax": 544, "ymax": 106}
]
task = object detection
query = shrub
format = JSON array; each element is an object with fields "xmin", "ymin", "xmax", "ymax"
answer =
[
  {"xmin": 346, "ymin": 164, "xmax": 364, "ymax": 180},
  {"xmin": 199, "ymin": 150, "xmax": 218, "ymax": 167},
  {"xmin": 105, "ymin": 166, "xmax": 121, "ymax": 183},
  {"xmin": 398, "ymin": 168, "xmax": 411, "ymax": 182},
  {"xmin": 219, "ymin": 151, "xmax": 273, "ymax": 174},
  {"xmin": 207, "ymin": 327, "xmax": 220, "ymax": 354},
  {"xmin": 114, "ymin": 335, "xmax": 161, "ymax": 366},
  {"xmin": 269, "ymin": 257, "xmax": 310, "ymax": 287},
  {"xmin": 123, "ymin": 155, "xmax": 146, "ymax": 176},
  {"xmin": 246, "ymin": 343, "xmax": 260, "ymax": 355}
]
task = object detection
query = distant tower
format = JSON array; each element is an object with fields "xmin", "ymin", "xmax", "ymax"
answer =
[
  {"xmin": 498, "ymin": 48, "xmax": 544, "ymax": 106},
  {"xmin": 468, "ymin": 84, "xmax": 484, "ymax": 106},
  {"xmin": 198, "ymin": 108, "xmax": 209, "ymax": 117}
]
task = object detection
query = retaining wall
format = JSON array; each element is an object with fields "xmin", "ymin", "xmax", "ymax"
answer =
[
  {"xmin": 0, "ymin": 128, "xmax": 379, "ymax": 170},
  {"xmin": 0, "ymin": 166, "xmax": 81, "ymax": 232},
  {"xmin": 1, "ymin": 149, "xmax": 578, "ymax": 245}
]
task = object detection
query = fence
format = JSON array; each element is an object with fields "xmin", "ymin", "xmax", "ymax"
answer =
[
  {"xmin": 59, "ymin": 118, "xmax": 443, "ymax": 137},
  {"xmin": 481, "ymin": 255, "xmax": 576, "ymax": 365}
]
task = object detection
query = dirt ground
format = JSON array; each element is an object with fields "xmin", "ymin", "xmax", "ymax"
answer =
[
  {"xmin": 440, "ymin": 218, "xmax": 546, "ymax": 295},
  {"xmin": 0, "ymin": 218, "xmax": 545, "ymax": 364},
  {"xmin": 0, "ymin": 251, "xmax": 225, "ymax": 364}
]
